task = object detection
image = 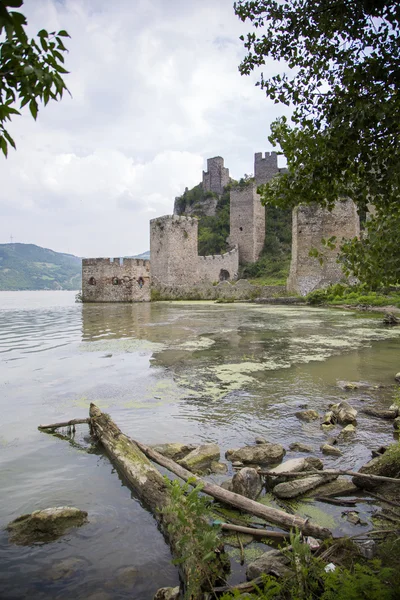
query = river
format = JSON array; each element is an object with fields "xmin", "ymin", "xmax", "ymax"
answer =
[{"xmin": 0, "ymin": 291, "xmax": 399, "ymax": 599}]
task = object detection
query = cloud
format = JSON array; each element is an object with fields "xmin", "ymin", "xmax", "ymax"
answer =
[{"xmin": 0, "ymin": 0, "xmax": 291, "ymax": 257}]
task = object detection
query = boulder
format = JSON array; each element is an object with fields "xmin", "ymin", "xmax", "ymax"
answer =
[
  {"xmin": 312, "ymin": 477, "xmax": 358, "ymax": 497},
  {"xmin": 289, "ymin": 442, "xmax": 313, "ymax": 453},
  {"xmin": 352, "ymin": 443, "xmax": 400, "ymax": 493},
  {"xmin": 153, "ymin": 587, "xmax": 180, "ymax": 600},
  {"xmin": 330, "ymin": 401, "xmax": 357, "ymax": 425},
  {"xmin": 295, "ymin": 410, "xmax": 319, "ymax": 422},
  {"xmin": 255, "ymin": 436, "xmax": 267, "ymax": 445},
  {"xmin": 210, "ymin": 461, "xmax": 228, "ymax": 474},
  {"xmin": 321, "ymin": 444, "xmax": 343, "ymax": 457},
  {"xmin": 246, "ymin": 549, "xmax": 291, "ymax": 580},
  {"xmin": 7, "ymin": 506, "xmax": 88, "ymax": 545},
  {"xmin": 226, "ymin": 443, "xmax": 285, "ymax": 466},
  {"xmin": 151, "ymin": 443, "xmax": 197, "ymax": 461},
  {"xmin": 178, "ymin": 443, "xmax": 220, "ymax": 474},
  {"xmin": 231, "ymin": 467, "xmax": 262, "ymax": 500},
  {"xmin": 395, "ymin": 373, "xmax": 400, "ymax": 383},
  {"xmin": 267, "ymin": 456, "xmax": 322, "ymax": 478},
  {"xmin": 394, "ymin": 417, "xmax": 400, "ymax": 431},
  {"xmin": 273, "ymin": 473, "xmax": 338, "ymax": 499}
]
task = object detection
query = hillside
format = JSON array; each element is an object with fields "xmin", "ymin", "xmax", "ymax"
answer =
[{"xmin": 0, "ymin": 244, "xmax": 81, "ymax": 291}]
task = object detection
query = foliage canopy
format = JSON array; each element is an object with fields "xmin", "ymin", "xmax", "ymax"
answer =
[
  {"xmin": 0, "ymin": 0, "xmax": 69, "ymax": 156},
  {"xmin": 234, "ymin": 0, "xmax": 400, "ymax": 288}
]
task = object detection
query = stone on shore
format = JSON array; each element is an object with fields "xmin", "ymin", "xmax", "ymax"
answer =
[
  {"xmin": 311, "ymin": 477, "xmax": 358, "ymax": 497},
  {"xmin": 231, "ymin": 468, "xmax": 262, "ymax": 500},
  {"xmin": 246, "ymin": 549, "xmax": 291, "ymax": 580},
  {"xmin": 295, "ymin": 410, "xmax": 319, "ymax": 422},
  {"xmin": 273, "ymin": 473, "xmax": 338, "ymax": 499},
  {"xmin": 289, "ymin": 442, "xmax": 313, "ymax": 453},
  {"xmin": 226, "ymin": 443, "xmax": 285, "ymax": 466},
  {"xmin": 178, "ymin": 443, "xmax": 220, "ymax": 474},
  {"xmin": 151, "ymin": 442, "xmax": 197, "ymax": 461},
  {"xmin": 267, "ymin": 456, "xmax": 323, "ymax": 479},
  {"xmin": 395, "ymin": 372, "xmax": 400, "ymax": 383},
  {"xmin": 321, "ymin": 444, "xmax": 343, "ymax": 457},
  {"xmin": 153, "ymin": 587, "xmax": 180, "ymax": 600},
  {"xmin": 352, "ymin": 443, "xmax": 400, "ymax": 494},
  {"xmin": 394, "ymin": 417, "xmax": 400, "ymax": 431},
  {"xmin": 330, "ymin": 401, "xmax": 357, "ymax": 425},
  {"xmin": 7, "ymin": 506, "xmax": 88, "ymax": 545}
]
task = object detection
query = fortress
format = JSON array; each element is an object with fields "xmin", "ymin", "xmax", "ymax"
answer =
[{"xmin": 82, "ymin": 153, "xmax": 360, "ymax": 302}]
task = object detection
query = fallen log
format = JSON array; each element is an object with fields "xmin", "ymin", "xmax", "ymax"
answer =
[
  {"xmin": 363, "ymin": 408, "xmax": 398, "ymax": 420},
  {"xmin": 88, "ymin": 404, "xmax": 226, "ymax": 599},
  {"xmin": 259, "ymin": 468, "xmax": 400, "ymax": 485},
  {"xmin": 38, "ymin": 418, "xmax": 90, "ymax": 430},
  {"xmin": 220, "ymin": 523, "xmax": 290, "ymax": 541},
  {"xmin": 134, "ymin": 440, "xmax": 332, "ymax": 539},
  {"xmin": 313, "ymin": 496, "xmax": 357, "ymax": 507}
]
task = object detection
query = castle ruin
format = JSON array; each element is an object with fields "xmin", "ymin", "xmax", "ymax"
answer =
[{"xmin": 82, "ymin": 151, "xmax": 361, "ymax": 302}]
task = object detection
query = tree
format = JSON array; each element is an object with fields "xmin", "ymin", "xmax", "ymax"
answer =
[
  {"xmin": 234, "ymin": 0, "xmax": 400, "ymax": 288},
  {"xmin": 0, "ymin": 0, "xmax": 69, "ymax": 156}
]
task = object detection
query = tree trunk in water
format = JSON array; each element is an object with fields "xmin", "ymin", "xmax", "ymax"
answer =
[{"xmin": 88, "ymin": 403, "xmax": 225, "ymax": 599}]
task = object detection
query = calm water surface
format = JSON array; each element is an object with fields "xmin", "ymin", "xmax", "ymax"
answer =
[{"xmin": 1, "ymin": 291, "xmax": 400, "ymax": 599}]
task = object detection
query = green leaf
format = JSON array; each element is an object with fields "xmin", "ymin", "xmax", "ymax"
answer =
[{"xmin": 29, "ymin": 99, "xmax": 38, "ymax": 120}]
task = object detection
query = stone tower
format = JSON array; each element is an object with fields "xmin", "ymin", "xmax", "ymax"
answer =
[
  {"xmin": 287, "ymin": 200, "xmax": 360, "ymax": 296},
  {"xmin": 229, "ymin": 184, "xmax": 265, "ymax": 264},
  {"xmin": 202, "ymin": 156, "xmax": 230, "ymax": 195},
  {"xmin": 254, "ymin": 151, "xmax": 279, "ymax": 187}
]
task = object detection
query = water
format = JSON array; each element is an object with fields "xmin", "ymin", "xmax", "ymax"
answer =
[{"xmin": 1, "ymin": 291, "xmax": 400, "ymax": 599}]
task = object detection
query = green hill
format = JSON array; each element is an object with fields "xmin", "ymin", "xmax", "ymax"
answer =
[{"xmin": 0, "ymin": 243, "xmax": 81, "ymax": 291}]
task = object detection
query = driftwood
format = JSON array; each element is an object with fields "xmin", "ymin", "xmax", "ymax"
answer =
[
  {"xmin": 363, "ymin": 408, "xmax": 398, "ymax": 420},
  {"xmin": 220, "ymin": 523, "xmax": 290, "ymax": 541},
  {"xmin": 38, "ymin": 418, "xmax": 90, "ymax": 430},
  {"xmin": 135, "ymin": 439, "xmax": 332, "ymax": 539},
  {"xmin": 214, "ymin": 577, "xmax": 263, "ymax": 594},
  {"xmin": 314, "ymin": 496, "xmax": 357, "ymax": 507},
  {"xmin": 259, "ymin": 468, "xmax": 400, "ymax": 485}
]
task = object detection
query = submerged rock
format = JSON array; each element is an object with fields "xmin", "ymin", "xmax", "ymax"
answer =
[
  {"xmin": 231, "ymin": 467, "xmax": 262, "ymax": 500},
  {"xmin": 226, "ymin": 443, "xmax": 285, "ymax": 466},
  {"xmin": 273, "ymin": 473, "xmax": 338, "ymax": 499},
  {"xmin": 321, "ymin": 444, "xmax": 343, "ymax": 457},
  {"xmin": 178, "ymin": 443, "xmax": 220, "ymax": 474},
  {"xmin": 7, "ymin": 506, "xmax": 88, "ymax": 545},
  {"xmin": 295, "ymin": 410, "xmax": 319, "ymax": 422},
  {"xmin": 330, "ymin": 401, "xmax": 357, "ymax": 425},
  {"xmin": 246, "ymin": 549, "xmax": 291, "ymax": 580},
  {"xmin": 151, "ymin": 442, "xmax": 197, "ymax": 461},
  {"xmin": 289, "ymin": 442, "xmax": 313, "ymax": 453}
]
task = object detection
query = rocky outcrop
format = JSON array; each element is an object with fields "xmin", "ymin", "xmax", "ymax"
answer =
[
  {"xmin": 273, "ymin": 473, "xmax": 338, "ymax": 499},
  {"xmin": 231, "ymin": 468, "xmax": 262, "ymax": 500},
  {"xmin": 178, "ymin": 443, "xmax": 220, "ymax": 474},
  {"xmin": 7, "ymin": 506, "xmax": 88, "ymax": 545},
  {"xmin": 226, "ymin": 443, "xmax": 285, "ymax": 466},
  {"xmin": 246, "ymin": 549, "xmax": 291, "ymax": 580}
]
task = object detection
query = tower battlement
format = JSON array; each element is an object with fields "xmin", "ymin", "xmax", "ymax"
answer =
[
  {"xmin": 254, "ymin": 151, "xmax": 279, "ymax": 186},
  {"xmin": 202, "ymin": 156, "xmax": 230, "ymax": 195}
]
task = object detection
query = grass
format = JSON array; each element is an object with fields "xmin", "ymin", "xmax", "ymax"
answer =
[{"xmin": 306, "ymin": 284, "xmax": 400, "ymax": 308}]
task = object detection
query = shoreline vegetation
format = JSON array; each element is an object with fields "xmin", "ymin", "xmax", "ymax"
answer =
[{"xmin": 34, "ymin": 391, "xmax": 400, "ymax": 600}]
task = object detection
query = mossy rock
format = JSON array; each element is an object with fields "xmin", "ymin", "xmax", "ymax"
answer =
[
  {"xmin": 352, "ymin": 442, "xmax": 400, "ymax": 495},
  {"xmin": 7, "ymin": 506, "xmax": 88, "ymax": 545}
]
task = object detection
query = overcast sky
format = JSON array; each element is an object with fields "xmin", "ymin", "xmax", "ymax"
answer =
[{"xmin": 0, "ymin": 0, "xmax": 289, "ymax": 258}]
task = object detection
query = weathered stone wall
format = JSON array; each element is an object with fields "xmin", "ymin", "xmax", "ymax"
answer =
[
  {"xmin": 150, "ymin": 214, "xmax": 239, "ymax": 288},
  {"xmin": 229, "ymin": 184, "xmax": 265, "ymax": 264},
  {"xmin": 82, "ymin": 258, "xmax": 151, "ymax": 302},
  {"xmin": 254, "ymin": 151, "xmax": 280, "ymax": 186},
  {"xmin": 287, "ymin": 200, "xmax": 360, "ymax": 296},
  {"xmin": 202, "ymin": 156, "xmax": 230, "ymax": 195},
  {"xmin": 152, "ymin": 280, "xmax": 286, "ymax": 301}
]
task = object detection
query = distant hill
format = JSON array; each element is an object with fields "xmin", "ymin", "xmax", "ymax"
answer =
[
  {"xmin": 133, "ymin": 251, "xmax": 150, "ymax": 260},
  {"xmin": 0, "ymin": 244, "xmax": 81, "ymax": 291}
]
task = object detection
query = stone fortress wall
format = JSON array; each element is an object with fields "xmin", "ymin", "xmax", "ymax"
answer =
[
  {"xmin": 202, "ymin": 156, "xmax": 230, "ymax": 195},
  {"xmin": 82, "ymin": 258, "xmax": 150, "ymax": 302},
  {"xmin": 150, "ymin": 215, "xmax": 238, "ymax": 289},
  {"xmin": 287, "ymin": 200, "xmax": 360, "ymax": 296}
]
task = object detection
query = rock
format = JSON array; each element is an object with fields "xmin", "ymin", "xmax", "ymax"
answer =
[
  {"xmin": 395, "ymin": 372, "xmax": 400, "ymax": 383},
  {"xmin": 330, "ymin": 401, "xmax": 357, "ymax": 425},
  {"xmin": 389, "ymin": 404, "xmax": 400, "ymax": 414},
  {"xmin": 153, "ymin": 587, "xmax": 180, "ymax": 600},
  {"xmin": 178, "ymin": 443, "xmax": 220, "ymax": 474},
  {"xmin": 220, "ymin": 479, "xmax": 233, "ymax": 492},
  {"xmin": 322, "ymin": 410, "xmax": 336, "ymax": 425},
  {"xmin": 321, "ymin": 423, "xmax": 335, "ymax": 432},
  {"xmin": 289, "ymin": 442, "xmax": 313, "ymax": 453},
  {"xmin": 337, "ymin": 381, "xmax": 380, "ymax": 391},
  {"xmin": 338, "ymin": 424, "xmax": 356, "ymax": 438},
  {"xmin": 295, "ymin": 410, "xmax": 319, "ymax": 422},
  {"xmin": 321, "ymin": 444, "xmax": 343, "ymax": 457},
  {"xmin": 267, "ymin": 457, "xmax": 322, "ymax": 478},
  {"xmin": 356, "ymin": 539, "xmax": 376, "ymax": 559},
  {"xmin": 151, "ymin": 443, "xmax": 197, "ymax": 461},
  {"xmin": 47, "ymin": 557, "xmax": 86, "ymax": 581},
  {"xmin": 231, "ymin": 468, "xmax": 262, "ymax": 500},
  {"xmin": 7, "ymin": 506, "xmax": 88, "ymax": 545},
  {"xmin": 232, "ymin": 461, "xmax": 244, "ymax": 468},
  {"xmin": 394, "ymin": 417, "xmax": 400, "ymax": 431},
  {"xmin": 210, "ymin": 461, "xmax": 228, "ymax": 474},
  {"xmin": 226, "ymin": 443, "xmax": 285, "ymax": 466},
  {"xmin": 312, "ymin": 477, "xmax": 358, "ymax": 497},
  {"xmin": 343, "ymin": 511, "xmax": 366, "ymax": 526},
  {"xmin": 273, "ymin": 473, "xmax": 338, "ymax": 499},
  {"xmin": 383, "ymin": 313, "xmax": 400, "ymax": 325},
  {"xmin": 255, "ymin": 436, "xmax": 267, "ymax": 445},
  {"xmin": 352, "ymin": 443, "xmax": 400, "ymax": 493},
  {"xmin": 246, "ymin": 549, "xmax": 291, "ymax": 580}
]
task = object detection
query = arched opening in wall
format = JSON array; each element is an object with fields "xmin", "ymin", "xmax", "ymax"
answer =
[
  {"xmin": 112, "ymin": 277, "xmax": 120, "ymax": 285},
  {"xmin": 88, "ymin": 277, "xmax": 96, "ymax": 286},
  {"xmin": 239, "ymin": 227, "xmax": 243, "ymax": 231},
  {"xmin": 137, "ymin": 277, "xmax": 144, "ymax": 288},
  {"xmin": 219, "ymin": 269, "xmax": 230, "ymax": 282}
]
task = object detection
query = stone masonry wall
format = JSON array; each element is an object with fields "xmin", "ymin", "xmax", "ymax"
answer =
[
  {"xmin": 197, "ymin": 248, "xmax": 239, "ymax": 283},
  {"xmin": 202, "ymin": 156, "xmax": 230, "ymax": 195},
  {"xmin": 287, "ymin": 200, "xmax": 360, "ymax": 296},
  {"xmin": 229, "ymin": 184, "xmax": 265, "ymax": 264},
  {"xmin": 82, "ymin": 258, "xmax": 151, "ymax": 302},
  {"xmin": 254, "ymin": 151, "xmax": 280, "ymax": 187}
]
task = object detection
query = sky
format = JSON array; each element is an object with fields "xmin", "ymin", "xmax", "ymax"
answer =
[{"xmin": 0, "ymin": 0, "xmax": 289, "ymax": 258}]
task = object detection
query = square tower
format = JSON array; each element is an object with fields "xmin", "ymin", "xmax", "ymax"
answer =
[
  {"xmin": 202, "ymin": 156, "xmax": 230, "ymax": 196},
  {"xmin": 254, "ymin": 152, "xmax": 279, "ymax": 187},
  {"xmin": 229, "ymin": 183, "xmax": 265, "ymax": 264}
]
